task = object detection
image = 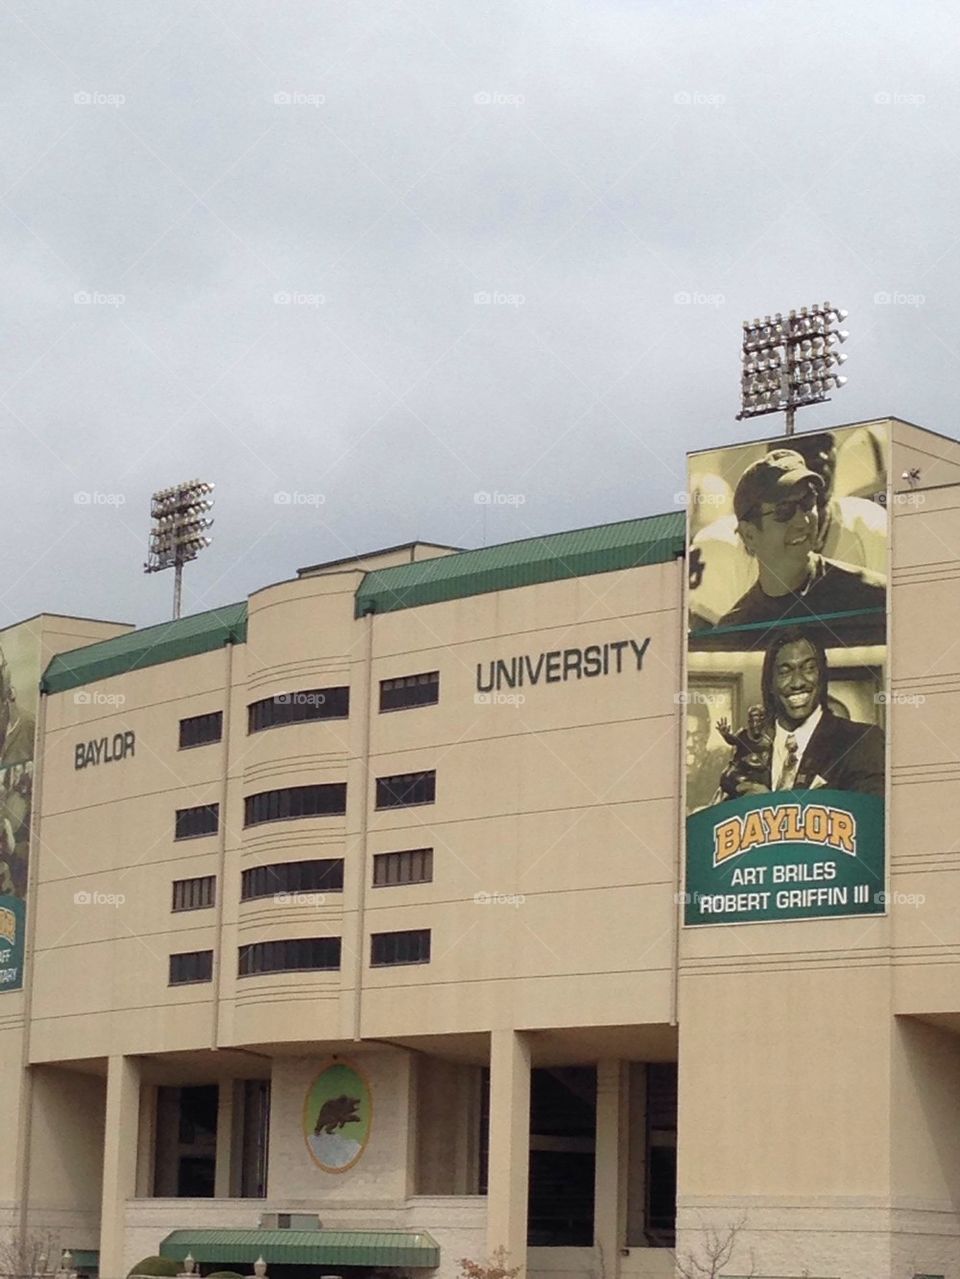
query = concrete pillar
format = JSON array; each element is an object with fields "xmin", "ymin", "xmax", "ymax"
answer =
[
  {"xmin": 135, "ymin": 1083, "xmax": 156, "ymax": 1197},
  {"xmin": 214, "ymin": 1080, "xmax": 235, "ymax": 1197},
  {"xmin": 99, "ymin": 1056, "xmax": 140, "ymax": 1279},
  {"xmin": 594, "ymin": 1060, "xmax": 626, "ymax": 1278},
  {"xmin": 486, "ymin": 1030, "xmax": 531, "ymax": 1271}
]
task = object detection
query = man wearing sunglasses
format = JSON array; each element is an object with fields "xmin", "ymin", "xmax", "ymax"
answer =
[
  {"xmin": 688, "ymin": 431, "xmax": 887, "ymax": 629},
  {"xmin": 716, "ymin": 449, "xmax": 885, "ymax": 629}
]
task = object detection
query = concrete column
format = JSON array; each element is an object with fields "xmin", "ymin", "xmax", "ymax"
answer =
[
  {"xmin": 135, "ymin": 1083, "xmax": 157, "ymax": 1197},
  {"xmin": 594, "ymin": 1060, "xmax": 626, "ymax": 1278},
  {"xmin": 214, "ymin": 1080, "xmax": 235, "ymax": 1197},
  {"xmin": 99, "ymin": 1056, "xmax": 141, "ymax": 1279},
  {"xmin": 486, "ymin": 1030, "xmax": 531, "ymax": 1271}
]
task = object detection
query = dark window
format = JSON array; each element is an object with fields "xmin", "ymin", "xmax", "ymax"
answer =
[
  {"xmin": 370, "ymin": 928, "xmax": 431, "ymax": 966},
  {"xmin": 379, "ymin": 671, "xmax": 440, "ymax": 712},
  {"xmin": 172, "ymin": 875, "xmax": 216, "ymax": 912},
  {"xmin": 244, "ymin": 784, "xmax": 346, "ymax": 827},
  {"xmin": 528, "ymin": 1067, "xmax": 597, "ymax": 1247},
  {"xmin": 238, "ymin": 936, "xmax": 341, "ymax": 977},
  {"xmin": 179, "ymin": 711, "xmax": 223, "ymax": 749},
  {"xmin": 372, "ymin": 848, "xmax": 433, "ymax": 887},
  {"xmin": 175, "ymin": 803, "xmax": 219, "ymax": 840},
  {"xmin": 248, "ymin": 686, "xmax": 349, "ymax": 733},
  {"xmin": 169, "ymin": 950, "xmax": 213, "ymax": 985},
  {"xmin": 241, "ymin": 859, "xmax": 344, "ymax": 902},
  {"xmin": 645, "ymin": 1063, "xmax": 677, "ymax": 1245},
  {"xmin": 374, "ymin": 771, "xmax": 436, "ymax": 809}
]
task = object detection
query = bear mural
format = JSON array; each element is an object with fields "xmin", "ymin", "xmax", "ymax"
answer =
[{"xmin": 303, "ymin": 1062, "xmax": 372, "ymax": 1172}]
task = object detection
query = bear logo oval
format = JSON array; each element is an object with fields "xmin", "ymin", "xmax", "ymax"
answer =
[{"xmin": 303, "ymin": 1060, "xmax": 372, "ymax": 1173}]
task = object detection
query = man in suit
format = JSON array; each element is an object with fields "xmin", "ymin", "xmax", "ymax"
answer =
[{"xmin": 739, "ymin": 628, "xmax": 884, "ymax": 798}]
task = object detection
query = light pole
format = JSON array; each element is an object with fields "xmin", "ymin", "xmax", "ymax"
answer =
[
  {"xmin": 144, "ymin": 479, "xmax": 214, "ymax": 618},
  {"xmin": 737, "ymin": 302, "xmax": 848, "ymax": 434}
]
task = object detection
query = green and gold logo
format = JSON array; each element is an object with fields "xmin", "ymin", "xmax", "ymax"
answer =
[{"xmin": 303, "ymin": 1060, "xmax": 372, "ymax": 1173}]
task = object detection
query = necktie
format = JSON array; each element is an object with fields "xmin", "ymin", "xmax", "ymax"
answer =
[{"xmin": 777, "ymin": 733, "xmax": 799, "ymax": 790}]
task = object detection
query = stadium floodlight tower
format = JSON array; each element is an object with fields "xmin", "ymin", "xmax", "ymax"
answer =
[
  {"xmin": 737, "ymin": 302, "xmax": 849, "ymax": 435},
  {"xmin": 144, "ymin": 479, "xmax": 214, "ymax": 619}
]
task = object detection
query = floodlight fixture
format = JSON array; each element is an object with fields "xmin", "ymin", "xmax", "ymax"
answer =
[
  {"xmin": 143, "ymin": 478, "xmax": 214, "ymax": 618},
  {"xmin": 737, "ymin": 301, "xmax": 849, "ymax": 433}
]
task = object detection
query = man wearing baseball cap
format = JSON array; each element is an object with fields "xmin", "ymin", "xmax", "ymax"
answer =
[
  {"xmin": 689, "ymin": 431, "xmax": 887, "ymax": 627},
  {"xmin": 717, "ymin": 448, "xmax": 885, "ymax": 628}
]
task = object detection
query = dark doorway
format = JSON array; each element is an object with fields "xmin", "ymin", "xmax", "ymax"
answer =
[
  {"xmin": 527, "ymin": 1066, "xmax": 596, "ymax": 1246},
  {"xmin": 154, "ymin": 1084, "xmax": 218, "ymax": 1197}
]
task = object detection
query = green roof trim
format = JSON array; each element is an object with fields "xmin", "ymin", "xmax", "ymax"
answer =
[
  {"xmin": 159, "ymin": 1229, "xmax": 440, "ymax": 1269},
  {"xmin": 68, "ymin": 1252, "xmax": 99, "ymax": 1270},
  {"xmin": 355, "ymin": 511, "xmax": 685, "ymax": 616},
  {"xmin": 42, "ymin": 602, "xmax": 247, "ymax": 695}
]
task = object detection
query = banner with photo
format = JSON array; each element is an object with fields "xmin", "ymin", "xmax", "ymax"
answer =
[
  {"xmin": 0, "ymin": 625, "xmax": 38, "ymax": 989},
  {"xmin": 683, "ymin": 424, "xmax": 888, "ymax": 925}
]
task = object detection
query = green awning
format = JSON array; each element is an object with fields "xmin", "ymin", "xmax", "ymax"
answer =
[
  {"xmin": 159, "ymin": 1229, "xmax": 440, "ymax": 1269},
  {"xmin": 69, "ymin": 1252, "xmax": 99, "ymax": 1271},
  {"xmin": 355, "ymin": 511, "xmax": 685, "ymax": 616},
  {"xmin": 41, "ymin": 601, "xmax": 247, "ymax": 694}
]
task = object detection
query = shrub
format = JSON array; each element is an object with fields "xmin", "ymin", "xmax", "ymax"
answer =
[{"xmin": 128, "ymin": 1258, "xmax": 180, "ymax": 1278}]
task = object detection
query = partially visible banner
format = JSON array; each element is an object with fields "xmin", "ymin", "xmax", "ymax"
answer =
[
  {"xmin": 684, "ymin": 424, "xmax": 888, "ymax": 925},
  {"xmin": 0, "ymin": 625, "xmax": 38, "ymax": 989}
]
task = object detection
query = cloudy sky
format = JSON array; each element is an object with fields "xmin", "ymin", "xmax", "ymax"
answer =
[{"xmin": 2, "ymin": 0, "xmax": 957, "ymax": 626}]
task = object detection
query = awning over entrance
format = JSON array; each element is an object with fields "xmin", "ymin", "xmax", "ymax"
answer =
[
  {"xmin": 69, "ymin": 1252, "xmax": 99, "ymax": 1272},
  {"xmin": 159, "ymin": 1229, "xmax": 441, "ymax": 1270}
]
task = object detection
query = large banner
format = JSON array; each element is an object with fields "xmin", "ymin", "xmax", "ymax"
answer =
[
  {"xmin": 0, "ymin": 624, "xmax": 38, "ymax": 989},
  {"xmin": 684, "ymin": 425, "xmax": 888, "ymax": 925}
]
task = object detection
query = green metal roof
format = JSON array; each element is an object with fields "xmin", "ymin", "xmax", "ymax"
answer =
[
  {"xmin": 159, "ymin": 1229, "xmax": 440, "ymax": 1269},
  {"xmin": 68, "ymin": 1252, "xmax": 99, "ymax": 1270},
  {"xmin": 41, "ymin": 602, "xmax": 247, "ymax": 695},
  {"xmin": 355, "ymin": 511, "xmax": 685, "ymax": 616}
]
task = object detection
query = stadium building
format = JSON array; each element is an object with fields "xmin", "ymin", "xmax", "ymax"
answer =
[{"xmin": 3, "ymin": 417, "xmax": 960, "ymax": 1279}]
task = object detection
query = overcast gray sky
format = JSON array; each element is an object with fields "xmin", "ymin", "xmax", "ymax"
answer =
[{"xmin": 2, "ymin": 0, "xmax": 957, "ymax": 627}]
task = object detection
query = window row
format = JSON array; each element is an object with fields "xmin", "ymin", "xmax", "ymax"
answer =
[
  {"xmin": 175, "ymin": 670, "xmax": 439, "ymax": 749},
  {"xmin": 241, "ymin": 858, "xmax": 343, "ymax": 901},
  {"xmin": 172, "ymin": 771, "xmax": 437, "ymax": 840},
  {"xmin": 172, "ymin": 850, "xmax": 431, "ymax": 914},
  {"xmin": 168, "ymin": 936, "xmax": 432, "ymax": 982},
  {"xmin": 168, "ymin": 930, "xmax": 431, "ymax": 984}
]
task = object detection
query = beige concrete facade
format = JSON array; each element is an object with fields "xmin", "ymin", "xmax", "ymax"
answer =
[{"xmin": 5, "ymin": 418, "xmax": 960, "ymax": 1279}]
